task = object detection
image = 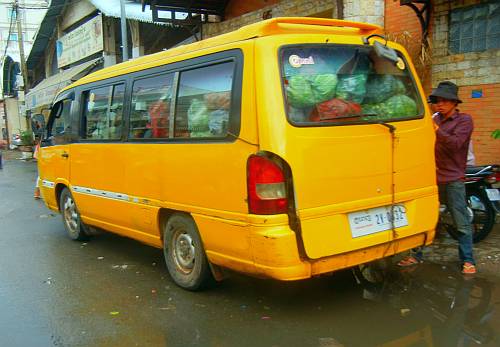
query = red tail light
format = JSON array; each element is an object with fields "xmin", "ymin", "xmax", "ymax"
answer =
[{"xmin": 247, "ymin": 155, "xmax": 288, "ymax": 215}]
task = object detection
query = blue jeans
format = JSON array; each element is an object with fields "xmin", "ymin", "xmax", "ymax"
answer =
[{"xmin": 413, "ymin": 181, "xmax": 475, "ymax": 264}]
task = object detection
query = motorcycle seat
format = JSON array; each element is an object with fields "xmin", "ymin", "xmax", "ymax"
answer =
[{"xmin": 465, "ymin": 165, "xmax": 494, "ymax": 176}]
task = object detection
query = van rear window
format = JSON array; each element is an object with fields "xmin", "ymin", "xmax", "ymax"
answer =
[{"xmin": 280, "ymin": 45, "xmax": 424, "ymax": 125}]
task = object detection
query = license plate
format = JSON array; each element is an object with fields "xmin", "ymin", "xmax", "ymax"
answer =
[
  {"xmin": 348, "ymin": 205, "xmax": 408, "ymax": 238},
  {"xmin": 486, "ymin": 188, "xmax": 500, "ymax": 201}
]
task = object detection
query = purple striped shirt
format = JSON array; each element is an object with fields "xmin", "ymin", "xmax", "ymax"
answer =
[{"xmin": 434, "ymin": 111, "xmax": 474, "ymax": 184}]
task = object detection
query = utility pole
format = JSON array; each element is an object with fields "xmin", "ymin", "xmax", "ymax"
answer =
[
  {"xmin": 15, "ymin": 0, "xmax": 28, "ymax": 93},
  {"xmin": 120, "ymin": 0, "xmax": 129, "ymax": 61},
  {"xmin": 14, "ymin": 0, "xmax": 29, "ymax": 130}
]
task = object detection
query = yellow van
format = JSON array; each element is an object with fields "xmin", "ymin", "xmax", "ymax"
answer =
[{"xmin": 38, "ymin": 17, "xmax": 439, "ymax": 290}]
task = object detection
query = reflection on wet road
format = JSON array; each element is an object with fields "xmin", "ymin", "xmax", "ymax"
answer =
[{"xmin": 1, "ymin": 159, "xmax": 499, "ymax": 347}]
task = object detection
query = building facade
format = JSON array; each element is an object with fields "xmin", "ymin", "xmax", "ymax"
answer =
[
  {"xmin": 0, "ymin": 0, "xmax": 47, "ymax": 142},
  {"xmin": 385, "ymin": 0, "xmax": 499, "ymax": 165},
  {"xmin": 25, "ymin": 0, "xmax": 192, "ymax": 119}
]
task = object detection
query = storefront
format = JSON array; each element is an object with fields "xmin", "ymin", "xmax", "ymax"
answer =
[{"xmin": 25, "ymin": 58, "xmax": 102, "ymax": 119}]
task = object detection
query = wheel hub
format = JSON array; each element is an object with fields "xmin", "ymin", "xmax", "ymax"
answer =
[
  {"xmin": 63, "ymin": 197, "xmax": 79, "ymax": 234},
  {"xmin": 173, "ymin": 232, "xmax": 195, "ymax": 273}
]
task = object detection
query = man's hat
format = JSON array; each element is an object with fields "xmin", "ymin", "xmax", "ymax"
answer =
[{"xmin": 429, "ymin": 81, "xmax": 462, "ymax": 103}]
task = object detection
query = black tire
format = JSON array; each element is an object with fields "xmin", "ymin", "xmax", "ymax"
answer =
[
  {"xmin": 59, "ymin": 187, "xmax": 89, "ymax": 241},
  {"xmin": 163, "ymin": 213, "xmax": 214, "ymax": 291},
  {"xmin": 446, "ymin": 190, "xmax": 495, "ymax": 243}
]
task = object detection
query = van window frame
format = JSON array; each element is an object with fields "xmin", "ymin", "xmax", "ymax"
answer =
[
  {"xmin": 45, "ymin": 90, "xmax": 76, "ymax": 145},
  {"xmin": 278, "ymin": 43, "xmax": 425, "ymax": 128},
  {"xmin": 124, "ymin": 49, "xmax": 243, "ymax": 143},
  {"xmin": 77, "ymin": 78, "xmax": 129, "ymax": 143}
]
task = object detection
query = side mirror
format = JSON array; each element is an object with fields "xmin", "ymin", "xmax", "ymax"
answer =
[
  {"xmin": 40, "ymin": 137, "xmax": 53, "ymax": 147},
  {"xmin": 31, "ymin": 114, "xmax": 46, "ymax": 138}
]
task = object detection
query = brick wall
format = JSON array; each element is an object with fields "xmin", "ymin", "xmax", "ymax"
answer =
[
  {"xmin": 458, "ymin": 84, "xmax": 500, "ymax": 165},
  {"xmin": 203, "ymin": 0, "xmax": 337, "ymax": 38},
  {"xmin": 432, "ymin": 0, "xmax": 500, "ymax": 165},
  {"xmin": 384, "ymin": 0, "xmax": 432, "ymax": 91}
]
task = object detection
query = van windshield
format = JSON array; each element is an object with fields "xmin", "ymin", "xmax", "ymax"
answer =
[{"xmin": 280, "ymin": 45, "xmax": 424, "ymax": 125}]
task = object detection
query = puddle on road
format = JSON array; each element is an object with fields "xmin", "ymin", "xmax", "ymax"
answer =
[{"xmin": 153, "ymin": 262, "xmax": 500, "ymax": 347}]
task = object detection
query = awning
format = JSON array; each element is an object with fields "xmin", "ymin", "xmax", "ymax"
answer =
[{"xmin": 25, "ymin": 58, "xmax": 102, "ymax": 110}]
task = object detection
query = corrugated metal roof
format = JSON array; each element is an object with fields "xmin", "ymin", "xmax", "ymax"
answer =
[
  {"xmin": 139, "ymin": 0, "xmax": 229, "ymax": 16},
  {"xmin": 26, "ymin": 0, "xmax": 65, "ymax": 70},
  {"xmin": 89, "ymin": 0, "xmax": 174, "ymax": 24},
  {"xmin": 27, "ymin": 0, "xmax": 174, "ymax": 70}
]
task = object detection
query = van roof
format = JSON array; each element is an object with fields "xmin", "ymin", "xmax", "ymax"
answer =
[{"xmin": 63, "ymin": 17, "xmax": 382, "ymax": 91}]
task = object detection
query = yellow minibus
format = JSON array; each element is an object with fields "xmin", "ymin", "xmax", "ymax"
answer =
[{"xmin": 38, "ymin": 17, "xmax": 439, "ymax": 290}]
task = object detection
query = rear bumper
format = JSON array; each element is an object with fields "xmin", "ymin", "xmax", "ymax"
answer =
[{"xmin": 205, "ymin": 222, "xmax": 435, "ymax": 281}]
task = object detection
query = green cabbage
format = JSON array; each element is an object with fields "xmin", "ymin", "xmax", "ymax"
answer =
[
  {"xmin": 364, "ymin": 75, "xmax": 407, "ymax": 104},
  {"xmin": 287, "ymin": 74, "xmax": 338, "ymax": 108},
  {"xmin": 361, "ymin": 95, "xmax": 418, "ymax": 120},
  {"xmin": 336, "ymin": 74, "xmax": 368, "ymax": 104}
]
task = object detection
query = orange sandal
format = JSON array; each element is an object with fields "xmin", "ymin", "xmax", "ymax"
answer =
[
  {"xmin": 397, "ymin": 256, "xmax": 422, "ymax": 267},
  {"xmin": 462, "ymin": 262, "xmax": 477, "ymax": 275}
]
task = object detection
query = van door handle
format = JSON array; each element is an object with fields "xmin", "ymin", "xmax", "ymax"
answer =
[{"xmin": 61, "ymin": 152, "xmax": 69, "ymax": 158}]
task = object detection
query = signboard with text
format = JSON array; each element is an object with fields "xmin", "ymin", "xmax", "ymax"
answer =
[{"xmin": 56, "ymin": 15, "xmax": 103, "ymax": 68}]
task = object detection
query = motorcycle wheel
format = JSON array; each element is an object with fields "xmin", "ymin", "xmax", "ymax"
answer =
[{"xmin": 446, "ymin": 190, "xmax": 495, "ymax": 243}]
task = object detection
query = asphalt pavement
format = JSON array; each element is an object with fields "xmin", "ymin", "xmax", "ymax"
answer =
[{"xmin": 1, "ymin": 152, "xmax": 499, "ymax": 347}]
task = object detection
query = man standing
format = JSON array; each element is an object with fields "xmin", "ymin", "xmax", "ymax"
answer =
[{"xmin": 398, "ymin": 81, "xmax": 476, "ymax": 274}]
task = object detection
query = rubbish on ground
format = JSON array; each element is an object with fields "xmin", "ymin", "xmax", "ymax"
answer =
[
  {"xmin": 97, "ymin": 256, "xmax": 104, "ymax": 260},
  {"xmin": 110, "ymin": 311, "xmax": 119, "ymax": 315},
  {"xmin": 318, "ymin": 337, "xmax": 345, "ymax": 347},
  {"xmin": 400, "ymin": 308, "xmax": 411, "ymax": 317},
  {"xmin": 261, "ymin": 316, "xmax": 271, "ymax": 320}
]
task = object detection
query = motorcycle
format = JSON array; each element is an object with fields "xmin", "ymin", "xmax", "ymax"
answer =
[{"xmin": 440, "ymin": 164, "xmax": 499, "ymax": 243}]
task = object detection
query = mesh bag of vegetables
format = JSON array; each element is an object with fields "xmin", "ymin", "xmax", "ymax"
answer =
[
  {"xmin": 362, "ymin": 94, "xmax": 417, "ymax": 120},
  {"xmin": 335, "ymin": 74, "xmax": 368, "ymax": 104},
  {"xmin": 286, "ymin": 74, "xmax": 338, "ymax": 108},
  {"xmin": 364, "ymin": 75, "xmax": 407, "ymax": 104},
  {"xmin": 187, "ymin": 99, "xmax": 211, "ymax": 137}
]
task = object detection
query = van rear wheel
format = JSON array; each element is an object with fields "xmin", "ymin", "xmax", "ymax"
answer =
[
  {"xmin": 59, "ymin": 187, "xmax": 89, "ymax": 241},
  {"xmin": 163, "ymin": 213, "xmax": 214, "ymax": 291}
]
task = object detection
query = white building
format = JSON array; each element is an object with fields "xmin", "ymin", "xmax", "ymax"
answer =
[{"xmin": 0, "ymin": 0, "xmax": 47, "ymax": 141}]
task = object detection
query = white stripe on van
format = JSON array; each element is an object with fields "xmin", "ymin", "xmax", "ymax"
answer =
[
  {"xmin": 71, "ymin": 186, "xmax": 129, "ymax": 202},
  {"xmin": 42, "ymin": 180, "xmax": 55, "ymax": 188}
]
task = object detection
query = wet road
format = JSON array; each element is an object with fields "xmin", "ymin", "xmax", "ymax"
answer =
[{"xmin": 1, "ymin": 155, "xmax": 500, "ymax": 347}]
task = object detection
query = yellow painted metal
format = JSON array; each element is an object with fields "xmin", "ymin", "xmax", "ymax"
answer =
[
  {"xmin": 253, "ymin": 33, "xmax": 438, "ymax": 259},
  {"xmin": 38, "ymin": 17, "xmax": 439, "ymax": 281}
]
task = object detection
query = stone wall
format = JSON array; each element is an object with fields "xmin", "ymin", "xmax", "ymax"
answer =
[
  {"xmin": 203, "ymin": 0, "xmax": 338, "ymax": 38},
  {"xmin": 432, "ymin": 0, "xmax": 500, "ymax": 87},
  {"xmin": 343, "ymin": 0, "xmax": 384, "ymax": 27}
]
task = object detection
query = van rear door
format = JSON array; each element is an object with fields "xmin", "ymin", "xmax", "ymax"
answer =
[{"xmin": 268, "ymin": 44, "xmax": 437, "ymax": 259}]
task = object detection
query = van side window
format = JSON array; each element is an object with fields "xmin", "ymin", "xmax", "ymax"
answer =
[
  {"xmin": 83, "ymin": 83, "xmax": 125, "ymax": 140},
  {"xmin": 50, "ymin": 99, "xmax": 73, "ymax": 145},
  {"xmin": 130, "ymin": 73, "xmax": 174, "ymax": 139},
  {"xmin": 175, "ymin": 62, "xmax": 234, "ymax": 138}
]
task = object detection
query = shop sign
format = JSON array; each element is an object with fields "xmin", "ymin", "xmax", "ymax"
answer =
[{"xmin": 56, "ymin": 15, "xmax": 103, "ymax": 68}]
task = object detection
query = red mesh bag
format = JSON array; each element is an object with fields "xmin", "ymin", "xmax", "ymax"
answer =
[{"xmin": 310, "ymin": 98, "xmax": 362, "ymax": 122}]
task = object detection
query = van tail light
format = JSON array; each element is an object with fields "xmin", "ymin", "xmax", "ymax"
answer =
[{"xmin": 247, "ymin": 155, "xmax": 288, "ymax": 215}]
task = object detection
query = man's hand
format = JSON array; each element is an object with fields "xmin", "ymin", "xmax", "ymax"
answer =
[{"xmin": 432, "ymin": 112, "xmax": 440, "ymax": 132}]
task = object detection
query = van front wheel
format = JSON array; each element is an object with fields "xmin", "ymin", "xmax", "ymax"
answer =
[
  {"xmin": 163, "ymin": 214, "xmax": 214, "ymax": 291},
  {"xmin": 59, "ymin": 187, "xmax": 89, "ymax": 241}
]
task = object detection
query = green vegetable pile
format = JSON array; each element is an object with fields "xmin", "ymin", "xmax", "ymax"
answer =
[
  {"xmin": 361, "ymin": 94, "xmax": 417, "ymax": 120},
  {"xmin": 287, "ymin": 74, "xmax": 338, "ymax": 108}
]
